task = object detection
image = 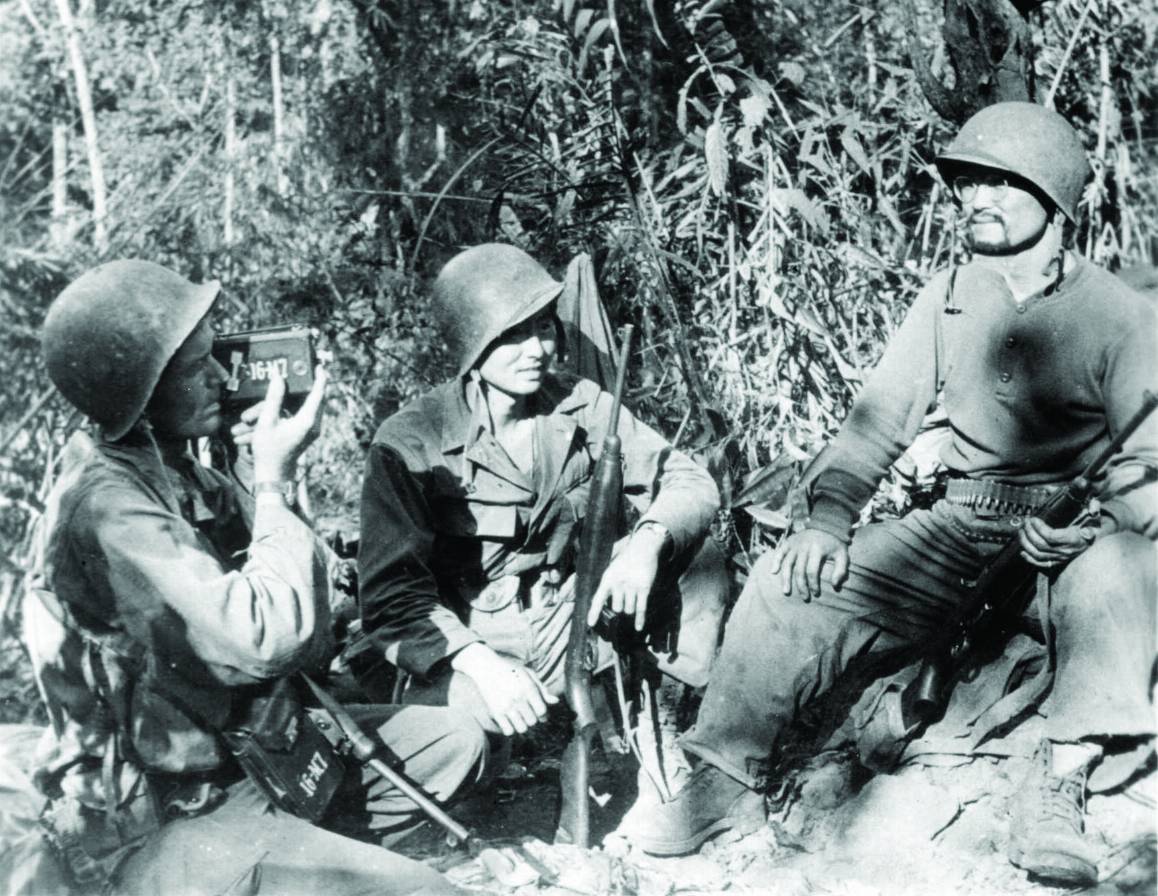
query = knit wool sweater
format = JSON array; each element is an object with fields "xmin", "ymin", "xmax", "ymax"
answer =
[{"xmin": 809, "ymin": 257, "xmax": 1158, "ymax": 541}]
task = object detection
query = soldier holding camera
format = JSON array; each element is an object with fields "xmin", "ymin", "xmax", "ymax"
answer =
[{"xmin": 28, "ymin": 260, "xmax": 482, "ymax": 895}]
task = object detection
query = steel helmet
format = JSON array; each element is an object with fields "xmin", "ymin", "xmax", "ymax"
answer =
[
  {"xmin": 42, "ymin": 260, "xmax": 220, "ymax": 440},
  {"xmin": 432, "ymin": 243, "xmax": 564, "ymax": 376},
  {"xmin": 936, "ymin": 101, "xmax": 1089, "ymax": 222}
]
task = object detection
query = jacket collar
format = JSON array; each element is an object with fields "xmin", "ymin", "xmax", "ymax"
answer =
[
  {"xmin": 99, "ymin": 427, "xmax": 228, "ymax": 524},
  {"xmin": 438, "ymin": 373, "xmax": 594, "ymax": 496},
  {"xmin": 437, "ymin": 372, "xmax": 593, "ymax": 456}
]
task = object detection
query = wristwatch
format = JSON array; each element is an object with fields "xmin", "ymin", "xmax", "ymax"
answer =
[
  {"xmin": 635, "ymin": 520, "xmax": 672, "ymax": 549},
  {"xmin": 254, "ymin": 480, "xmax": 295, "ymax": 505}
]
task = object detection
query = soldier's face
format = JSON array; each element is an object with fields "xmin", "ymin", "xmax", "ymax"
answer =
[
  {"xmin": 145, "ymin": 318, "xmax": 228, "ymax": 441},
  {"xmin": 957, "ymin": 168, "xmax": 1053, "ymax": 255},
  {"xmin": 477, "ymin": 310, "xmax": 558, "ymax": 397}
]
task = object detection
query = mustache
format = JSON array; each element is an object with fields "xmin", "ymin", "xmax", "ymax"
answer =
[{"xmin": 968, "ymin": 212, "xmax": 1004, "ymax": 224}]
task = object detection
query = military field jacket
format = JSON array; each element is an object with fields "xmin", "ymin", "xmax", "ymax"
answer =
[
  {"xmin": 32, "ymin": 430, "xmax": 332, "ymax": 786},
  {"xmin": 358, "ymin": 373, "xmax": 720, "ymax": 678}
]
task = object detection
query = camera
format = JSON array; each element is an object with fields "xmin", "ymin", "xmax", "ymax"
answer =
[{"xmin": 212, "ymin": 325, "xmax": 316, "ymax": 412}]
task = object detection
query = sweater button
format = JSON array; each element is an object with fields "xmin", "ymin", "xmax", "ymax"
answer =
[
  {"xmin": 999, "ymin": 372, "xmax": 1012, "ymax": 383},
  {"xmin": 1016, "ymin": 304, "xmax": 1027, "ymax": 314},
  {"xmin": 1005, "ymin": 336, "xmax": 1016, "ymax": 347}
]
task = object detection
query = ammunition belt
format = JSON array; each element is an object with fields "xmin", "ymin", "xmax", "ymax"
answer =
[{"xmin": 944, "ymin": 477, "xmax": 1057, "ymax": 515}]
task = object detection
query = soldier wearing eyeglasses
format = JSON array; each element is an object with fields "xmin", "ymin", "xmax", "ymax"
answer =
[{"xmin": 625, "ymin": 103, "xmax": 1158, "ymax": 887}]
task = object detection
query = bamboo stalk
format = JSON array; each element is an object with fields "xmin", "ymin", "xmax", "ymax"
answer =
[
  {"xmin": 270, "ymin": 28, "xmax": 288, "ymax": 196},
  {"xmin": 224, "ymin": 67, "xmax": 237, "ymax": 247},
  {"xmin": 727, "ymin": 219, "xmax": 737, "ymax": 342},
  {"xmin": 0, "ymin": 386, "xmax": 56, "ymax": 457},
  {"xmin": 53, "ymin": 0, "xmax": 107, "ymax": 251},
  {"xmin": 50, "ymin": 110, "xmax": 69, "ymax": 248},
  {"xmin": 1045, "ymin": 0, "xmax": 1098, "ymax": 109},
  {"xmin": 1088, "ymin": 12, "xmax": 1113, "ymax": 260}
]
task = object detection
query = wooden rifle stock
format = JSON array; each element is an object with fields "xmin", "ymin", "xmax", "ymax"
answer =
[
  {"xmin": 904, "ymin": 391, "xmax": 1158, "ymax": 727},
  {"xmin": 555, "ymin": 326, "xmax": 634, "ymax": 847}
]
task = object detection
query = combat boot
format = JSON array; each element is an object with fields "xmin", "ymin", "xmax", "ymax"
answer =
[
  {"xmin": 1008, "ymin": 740, "xmax": 1099, "ymax": 886},
  {"xmin": 620, "ymin": 761, "xmax": 765, "ymax": 856},
  {"xmin": 609, "ymin": 677, "xmax": 693, "ymax": 844}
]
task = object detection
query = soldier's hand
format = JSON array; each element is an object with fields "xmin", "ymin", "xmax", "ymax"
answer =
[
  {"xmin": 770, "ymin": 529, "xmax": 849, "ymax": 600},
  {"xmin": 243, "ymin": 366, "xmax": 328, "ymax": 483},
  {"xmin": 1018, "ymin": 516, "xmax": 1097, "ymax": 569},
  {"xmin": 452, "ymin": 643, "xmax": 558, "ymax": 737},
  {"xmin": 587, "ymin": 524, "xmax": 666, "ymax": 631}
]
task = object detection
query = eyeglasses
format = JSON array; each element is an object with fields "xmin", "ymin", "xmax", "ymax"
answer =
[{"xmin": 951, "ymin": 172, "xmax": 1010, "ymax": 203}]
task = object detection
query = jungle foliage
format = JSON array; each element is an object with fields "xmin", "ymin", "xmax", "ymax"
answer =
[{"xmin": 1, "ymin": 0, "xmax": 1155, "ymax": 721}]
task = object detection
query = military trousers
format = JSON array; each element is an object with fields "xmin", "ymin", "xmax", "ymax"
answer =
[
  {"xmin": 682, "ymin": 499, "xmax": 1156, "ymax": 790},
  {"xmin": 110, "ymin": 704, "xmax": 485, "ymax": 896},
  {"xmin": 405, "ymin": 537, "xmax": 728, "ymax": 736}
]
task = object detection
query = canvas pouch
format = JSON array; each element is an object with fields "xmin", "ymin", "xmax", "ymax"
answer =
[{"xmin": 221, "ymin": 679, "xmax": 344, "ymax": 822}]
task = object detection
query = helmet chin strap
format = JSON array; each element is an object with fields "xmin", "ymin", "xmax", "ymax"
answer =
[
  {"xmin": 1041, "ymin": 211, "xmax": 1069, "ymax": 294},
  {"xmin": 1042, "ymin": 244, "xmax": 1068, "ymax": 294},
  {"xmin": 137, "ymin": 416, "xmax": 185, "ymax": 514}
]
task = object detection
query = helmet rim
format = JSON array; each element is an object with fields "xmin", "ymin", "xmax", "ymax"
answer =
[
  {"xmin": 432, "ymin": 243, "xmax": 564, "ymax": 376},
  {"xmin": 455, "ymin": 280, "xmax": 563, "ymax": 376},
  {"xmin": 43, "ymin": 260, "xmax": 220, "ymax": 440},
  {"xmin": 934, "ymin": 101, "xmax": 1088, "ymax": 223}
]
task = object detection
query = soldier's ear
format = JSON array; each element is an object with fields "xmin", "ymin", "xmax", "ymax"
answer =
[{"xmin": 1053, "ymin": 207, "xmax": 1075, "ymax": 246}]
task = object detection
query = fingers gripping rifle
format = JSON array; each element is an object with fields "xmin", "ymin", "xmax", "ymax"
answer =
[
  {"xmin": 555, "ymin": 326, "xmax": 635, "ymax": 848},
  {"xmin": 902, "ymin": 391, "xmax": 1158, "ymax": 728}
]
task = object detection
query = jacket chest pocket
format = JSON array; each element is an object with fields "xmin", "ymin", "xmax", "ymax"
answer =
[{"xmin": 558, "ymin": 438, "xmax": 594, "ymax": 493}]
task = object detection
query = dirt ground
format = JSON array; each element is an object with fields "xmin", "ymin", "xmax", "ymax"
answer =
[
  {"xmin": 1, "ymin": 701, "xmax": 1152, "ymax": 895},
  {"xmin": 400, "ymin": 709, "xmax": 1157, "ymax": 896}
]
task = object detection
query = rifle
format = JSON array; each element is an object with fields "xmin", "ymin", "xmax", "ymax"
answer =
[
  {"xmin": 554, "ymin": 325, "xmax": 634, "ymax": 847},
  {"xmin": 903, "ymin": 390, "xmax": 1158, "ymax": 728}
]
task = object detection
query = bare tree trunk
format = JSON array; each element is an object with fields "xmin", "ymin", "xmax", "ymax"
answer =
[
  {"xmin": 269, "ymin": 28, "xmax": 288, "ymax": 196},
  {"xmin": 21, "ymin": 0, "xmax": 69, "ymax": 247},
  {"xmin": 50, "ymin": 106, "xmax": 69, "ymax": 248},
  {"xmin": 223, "ymin": 70, "xmax": 237, "ymax": 246},
  {"xmin": 53, "ymin": 0, "xmax": 107, "ymax": 251},
  {"xmin": 905, "ymin": 0, "xmax": 1040, "ymax": 123}
]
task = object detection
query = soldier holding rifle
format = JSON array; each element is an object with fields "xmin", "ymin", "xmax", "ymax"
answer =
[
  {"xmin": 356, "ymin": 243, "xmax": 726, "ymax": 840},
  {"xmin": 630, "ymin": 103, "xmax": 1158, "ymax": 887}
]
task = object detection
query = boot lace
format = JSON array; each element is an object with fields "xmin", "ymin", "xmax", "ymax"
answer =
[
  {"xmin": 632, "ymin": 681, "xmax": 692, "ymax": 802},
  {"xmin": 1035, "ymin": 771, "xmax": 1087, "ymax": 834}
]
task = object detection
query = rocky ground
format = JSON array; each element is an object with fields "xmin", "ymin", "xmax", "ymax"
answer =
[
  {"xmin": 401, "ymin": 709, "xmax": 1156, "ymax": 896},
  {"xmin": 1, "ymin": 702, "xmax": 1153, "ymax": 896}
]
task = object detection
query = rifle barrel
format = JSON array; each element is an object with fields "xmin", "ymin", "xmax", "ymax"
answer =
[
  {"xmin": 606, "ymin": 325, "xmax": 634, "ymax": 435},
  {"xmin": 1078, "ymin": 389, "xmax": 1158, "ymax": 480},
  {"xmin": 556, "ymin": 324, "xmax": 635, "ymax": 847},
  {"xmin": 905, "ymin": 391, "xmax": 1158, "ymax": 728}
]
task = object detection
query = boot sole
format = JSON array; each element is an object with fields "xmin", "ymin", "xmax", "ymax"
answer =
[
  {"xmin": 1009, "ymin": 844, "xmax": 1098, "ymax": 886},
  {"xmin": 631, "ymin": 815, "xmax": 745, "ymax": 857}
]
